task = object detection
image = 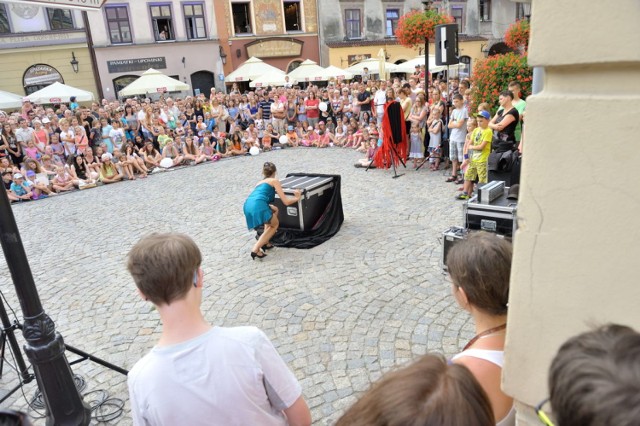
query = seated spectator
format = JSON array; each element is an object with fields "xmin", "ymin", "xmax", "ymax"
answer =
[
  {"xmin": 99, "ymin": 154, "xmax": 122, "ymax": 184},
  {"xmin": 285, "ymin": 125, "xmax": 299, "ymax": 147},
  {"xmin": 545, "ymin": 324, "xmax": 640, "ymax": 426},
  {"xmin": 51, "ymin": 165, "xmax": 78, "ymax": 192},
  {"xmin": 10, "ymin": 173, "xmax": 32, "ymax": 201},
  {"xmin": 227, "ymin": 131, "xmax": 247, "ymax": 156},
  {"xmin": 161, "ymin": 138, "xmax": 184, "ymax": 167},
  {"xmin": 142, "ymin": 142, "xmax": 162, "ymax": 170},
  {"xmin": 336, "ymin": 353, "xmax": 494, "ymax": 426},
  {"xmin": 3, "ymin": 172, "xmax": 19, "ymax": 202},
  {"xmin": 126, "ymin": 233, "xmax": 311, "ymax": 426},
  {"xmin": 447, "ymin": 232, "xmax": 514, "ymax": 425}
]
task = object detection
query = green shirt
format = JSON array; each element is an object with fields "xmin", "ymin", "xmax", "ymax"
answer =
[{"xmin": 470, "ymin": 127, "xmax": 493, "ymax": 163}]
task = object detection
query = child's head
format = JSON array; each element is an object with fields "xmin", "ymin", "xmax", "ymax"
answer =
[
  {"xmin": 477, "ymin": 102, "xmax": 490, "ymax": 113},
  {"xmin": 467, "ymin": 117, "xmax": 477, "ymax": 132},
  {"xmin": 27, "ymin": 140, "xmax": 35, "ymax": 147},
  {"xmin": 475, "ymin": 111, "xmax": 491, "ymax": 129},
  {"xmin": 410, "ymin": 124, "xmax": 419, "ymax": 133},
  {"xmin": 2, "ymin": 171, "xmax": 12, "ymax": 182},
  {"xmin": 55, "ymin": 166, "xmax": 65, "ymax": 175},
  {"xmin": 12, "ymin": 173, "xmax": 23, "ymax": 183}
]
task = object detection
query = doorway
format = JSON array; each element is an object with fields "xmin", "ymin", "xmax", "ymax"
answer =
[{"xmin": 190, "ymin": 71, "xmax": 214, "ymax": 97}]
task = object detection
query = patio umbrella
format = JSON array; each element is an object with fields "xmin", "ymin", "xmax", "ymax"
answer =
[
  {"xmin": 119, "ymin": 68, "xmax": 189, "ymax": 96},
  {"xmin": 287, "ymin": 59, "xmax": 327, "ymax": 82},
  {"xmin": 322, "ymin": 65, "xmax": 354, "ymax": 81},
  {"xmin": 394, "ymin": 55, "xmax": 464, "ymax": 74},
  {"xmin": 249, "ymin": 70, "xmax": 289, "ymax": 88},
  {"xmin": 27, "ymin": 82, "xmax": 95, "ymax": 104},
  {"xmin": 346, "ymin": 58, "xmax": 397, "ymax": 76},
  {"xmin": 377, "ymin": 48, "xmax": 386, "ymax": 80},
  {"xmin": 0, "ymin": 90, "xmax": 23, "ymax": 109},
  {"xmin": 224, "ymin": 57, "xmax": 284, "ymax": 83}
]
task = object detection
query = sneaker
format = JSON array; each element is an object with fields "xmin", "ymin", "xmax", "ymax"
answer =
[{"xmin": 456, "ymin": 193, "xmax": 470, "ymax": 200}]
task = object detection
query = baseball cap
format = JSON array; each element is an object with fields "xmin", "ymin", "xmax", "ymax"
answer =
[
  {"xmin": 26, "ymin": 170, "xmax": 35, "ymax": 177},
  {"xmin": 287, "ymin": 125, "xmax": 294, "ymax": 131},
  {"xmin": 42, "ymin": 117, "xmax": 50, "ymax": 124},
  {"xmin": 101, "ymin": 153, "xmax": 110, "ymax": 161},
  {"xmin": 13, "ymin": 173, "xmax": 23, "ymax": 179},
  {"xmin": 22, "ymin": 97, "xmax": 30, "ymax": 103},
  {"xmin": 475, "ymin": 110, "xmax": 491, "ymax": 120},
  {"xmin": 307, "ymin": 126, "xmax": 313, "ymax": 131}
]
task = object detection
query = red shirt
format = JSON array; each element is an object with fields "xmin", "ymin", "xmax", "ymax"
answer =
[{"xmin": 305, "ymin": 99, "xmax": 320, "ymax": 119}]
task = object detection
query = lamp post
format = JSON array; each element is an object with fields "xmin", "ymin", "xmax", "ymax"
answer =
[
  {"xmin": 0, "ymin": 187, "xmax": 91, "ymax": 424},
  {"xmin": 422, "ymin": 0, "xmax": 432, "ymax": 103}
]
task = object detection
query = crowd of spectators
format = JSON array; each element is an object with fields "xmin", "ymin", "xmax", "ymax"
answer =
[{"xmin": 1, "ymin": 70, "xmax": 525, "ymax": 204}]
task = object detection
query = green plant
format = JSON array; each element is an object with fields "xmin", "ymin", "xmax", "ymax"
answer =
[
  {"xmin": 504, "ymin": 19, "xmax": 530, "ymax": 52},
  {"xmin": 395, "ymin": 9, "xmax": 454, "ymax": 49},
  {"xmin": 471, "ymin": 52, "xmax": 532, "ymax": 112}
]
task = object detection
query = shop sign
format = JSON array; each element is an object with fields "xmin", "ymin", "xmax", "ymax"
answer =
[
  {"xmin": 23, "ymin": 64, "xmax": 63, "ymax": 87},
  {"xmin": 347, "ymin": 54, "xmax": 371, "ymax": 65},
  {"xmin": 107, "ymin": 57, "xmax": 167, "ymax": 73},
  {"xmin": 3, "ymin": 0, "xmax": 106, "ymax": 11},
  {"xmin": 246, "ymin": 38, "xmax": 303, "ymax": 59}
]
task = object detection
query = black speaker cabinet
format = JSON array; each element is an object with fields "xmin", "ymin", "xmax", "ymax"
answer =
[{"xmin": 435, "ymin": 24, "xmax": 460, "ymax": 66}]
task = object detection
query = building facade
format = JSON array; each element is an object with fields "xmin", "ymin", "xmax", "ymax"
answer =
[
  {"xmin": 85, "ymin": 0, "xmax": 224, "ymax": 100},
  {"xmin": 318, "ymin": 0, "xmax": 524, "ymax": 77},
  {"xmin": 0, "ymin": 2, "xmax": 98, "ymax": 98},
  {"xmin": 214, "ymin": 0, "xmax": 320, "ymax": 79}
]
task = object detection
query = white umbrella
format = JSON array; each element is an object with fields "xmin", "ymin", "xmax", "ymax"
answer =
[
  {"xmin": 249, "ymin": 70, "xmax": 288, "ymax": 88},
  {"xmin": 224, "ymin": 57, "xmax": 284, "ymax": 83},
  {"xmin": 119, "ymin": 68, "xmax": 189, "ymax": 97},
  {"xmin": 394, "ymin": 55, "xmax": 465, "ymax": 74},
  {"xmin": 27, "ymin": 82, "xmax": 95, "ymax": 104},
  {"xmin": 346, "ymin": 58, "xmax": 397, "ymax": 76},
  {"xmin": 323, "ymin": 65, "xmax": 354, "ymax": 81},
  {"xmin": 287, "ymin": 59, "xmax": 327, "ymax": 82},
  {"xmin": 0, "ymin": 90, "xmax": 24, "ymax": 109}
]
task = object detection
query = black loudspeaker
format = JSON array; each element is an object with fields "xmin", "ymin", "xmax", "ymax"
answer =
[{"xmin": 435, "ymin": 24, "xmax": 459, "ymax": 66}]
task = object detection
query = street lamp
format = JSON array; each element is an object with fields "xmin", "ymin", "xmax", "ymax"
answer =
[
  {"xmin": 219, "ymin": 46, "xmax": 227, "ymax": 65},
  {"xmin": 421, "ymin": 0, "xmax": 432, "ymax": 101},
  {"xmin": 70, "ymin": 52, "xmax": 79, "ymax": 73}
]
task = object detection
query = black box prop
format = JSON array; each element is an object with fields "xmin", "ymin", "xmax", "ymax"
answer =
[
  {"xmin": 464, "ymin": 187, "xmax": 517, "ymax": 237},
  {"xmin": 442, "ymin": 226, "xmax": 511, "ymax": 270},
  {"xmin": 273, "ymin": 176, "xmax": 335, "ymax": 231}
]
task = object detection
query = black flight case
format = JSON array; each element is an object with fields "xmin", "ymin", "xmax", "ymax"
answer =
[{"xmin": 273, "ymin": 175, "xmax": 335, "ymax": 231}]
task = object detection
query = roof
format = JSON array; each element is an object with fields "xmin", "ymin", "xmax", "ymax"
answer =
[{"xmin": 325, "ymin": 35, "xmax": 487, "ymax": 48}]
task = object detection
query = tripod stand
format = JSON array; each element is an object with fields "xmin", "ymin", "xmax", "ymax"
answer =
[{"xmin": 0, "ymin": 293, "xmax": 128, "ymax": 405}]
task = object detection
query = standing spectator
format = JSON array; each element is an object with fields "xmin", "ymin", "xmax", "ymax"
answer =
[
  {"xmin": 15, "ymin": 118, "xmax": 34, "ymax": 153},
  {"xmin": 356, "ymin": 84, "xmax": 371, "ymax": 122},
  {"xmin": 304, "ymin": 92, "xmax": 320, "ymax": 129},
  {"xmin": 489, "ymin": 91, "xmax": 519, "ymax": 152},
  {"xmin": 457, "ymin": 111, "xmax": 492, "ymax": 200},
  {"xmin": 447, "ymin": 94, "xmax": 469, "ymax": 184},
  {"xmin": 373, "ymin": 81, "xmax": 387, "ymax": 126},
  {"xmin": 126, "ymin": 233, "xmax": 311, "ymax": 426}
]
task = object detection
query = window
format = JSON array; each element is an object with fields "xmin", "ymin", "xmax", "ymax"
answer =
[
  {"xmin": 516, "ymin": 3, "xmax": 529, "ymax": 20},
  {"xmin": 284, "ymin": 1, "xmax": 302, "ymax": 32},
  {"xmin": 385, "ymin": 9, "xmax": 399, "ymax": 37},
  {"xmin": 0, "ymin": 4, "xmax": 10, "ymax": 34},
  {"xmin": 232, "ymin": 2, "xmax": 252, "ymax": 35},
  {"xmin": 345, "ymin": 9, "xmax": 361, "ymax": 39},
  {"xmin": 184, "ymin": 3, "xmax": 206, "ymax": 39},
  {"xmin": 451, "ymin": 7, "xmax": 463, "ymax": 33},
  {"xmin": 459, "ymin": 55, "xmax": 471, "ymax": 78},
  {"xmin": 47, "ymin": 8, "xmax": 74, "ymax": 30},
  {"xmin": 480, "ymin": 0, "xmax": 491, "ymax": 22},
  {"xmin": 105, "ymin": 6, "xmax": 132, "ymax": 44},
  {"xmin": 150, "ymin": 4, "xmax": 174, "ymax": 41}
]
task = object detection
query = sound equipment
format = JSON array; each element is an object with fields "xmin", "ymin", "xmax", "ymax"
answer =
[
  {"xmin": 464, "ymin": 187, "xmax": 517, "ymax": 237},
  {"xmin": 435, "ymin": 24, "xmax": 460, "ymax": 66},
  {"xmin": 442, "ymin": 226, "xmax": 468, "ymax": 270},
  {"xmin": 273, "ymin": 175, "xmax": 335, "ymax": 231},
  {"xmin": 478, "ymin": 180, "xmax": 505, "ymax": 204}
]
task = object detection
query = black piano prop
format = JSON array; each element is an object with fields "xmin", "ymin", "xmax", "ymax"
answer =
[{"xmin": 256, "ymin": 173, "xmax": 344, "ymax": 249}]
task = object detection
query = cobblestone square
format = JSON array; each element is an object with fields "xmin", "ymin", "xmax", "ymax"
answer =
[{"xmin": 0, "ymin": 148, "xmax": 474, "ymax": 425}]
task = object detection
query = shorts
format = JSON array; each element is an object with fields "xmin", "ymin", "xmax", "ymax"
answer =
[
  {"xmin": 464, "ymin": 161, "xmax": 488, "ymax": 183},
  {"xmin": 449, "ymin": 140, "xmax": 465, "ymax": 162}
]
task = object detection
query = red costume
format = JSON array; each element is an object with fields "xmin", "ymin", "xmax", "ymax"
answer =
[{"xmin": 373, "ymin": 100, "xmax": 407, "ymax": 169}]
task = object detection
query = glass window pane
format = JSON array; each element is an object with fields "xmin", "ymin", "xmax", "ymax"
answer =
[
  {"xmin": 194, "ymin": 5, "xmax": 203, "ymax": 15},
  {"xmin": 195, "ymin": 17, "xmax": 205, "ymax": 37},
  {"xmin": 117, "ymin": 7, "xmax": 127, "ymax": 19},
  {"xmin": 161, "ymin": 6, "xmax": 171, "ymax": 16},
  {"xmin": 184, "ymin": 5, "xmax": 193, "ymax": 16},
  {"xmin": 106, "ymin": 8, "xmax": 116, "ymax": 19},
  {"xmin": 151, "ymin": 6, "xmax": 160, "ymax": 16}
]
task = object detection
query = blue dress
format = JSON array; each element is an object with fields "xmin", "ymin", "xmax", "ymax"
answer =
[{"xmin": 243, "ymin": 183, "xmax": 275, "ymax": 230}]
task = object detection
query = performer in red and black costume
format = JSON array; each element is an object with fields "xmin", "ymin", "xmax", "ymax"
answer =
[{"xmin": 373, "ymin": 90, "xmax": 408, "ymax": 170}]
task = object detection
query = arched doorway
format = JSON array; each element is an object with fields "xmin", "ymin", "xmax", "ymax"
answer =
[
  {"xmin": 23, "ymin": 64, "xmax": 64, "ymax": 95},
  {"xmin": 190, "ymin": 71, "xmax": 214, "ymax": 96},
  {"xmin": 488, "ymin": 42, "xmax": 516, "ymax": 57},
  {"xmin": 286, "ymin": 60, "xmax": 303, "ymax": 74},
  {"xmin": 113, "ymin": 75, "xmax": 139, "ymax": 99}
]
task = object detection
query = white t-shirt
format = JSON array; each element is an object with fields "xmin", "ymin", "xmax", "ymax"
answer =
[
  {"xmin": 374, "ymin": 90, "xmax": 387, "ymax": 115},
  {"xmin": 449, "ymin": 107, "xmax": 469, "ymax": 143},
  {"xmin": 128, "ymin": 326, "xmax": 302, "ymax": 426}
]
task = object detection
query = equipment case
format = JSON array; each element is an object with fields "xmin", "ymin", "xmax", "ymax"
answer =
[
  {"xmin": 464, "ymin": 187, "xmax": 517, "ymax": 237},
  {"xmin": 273, "ymin": 176, "xmax": 335, "ymax": 231}
]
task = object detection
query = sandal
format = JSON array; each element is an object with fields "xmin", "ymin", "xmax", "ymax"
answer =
[{"xmin": 446, "ymin": 176, "xmax": 457, "ymax": 182}]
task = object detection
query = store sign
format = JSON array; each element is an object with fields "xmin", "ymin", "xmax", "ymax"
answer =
[
  {"xmin": 156, "ymin": 87, "xmax": 167, "ymax": 93},
  {"xmin": 347, "ymin": 54, "xmax": 371, "ymax": 65},
  {"xmin": 23, "ymin": 64, "xmax": 63, "ymax": 87},
  {"xmin": 3, "ymin": 0, "xmax": 106, "ymax": 10},
  {"xmin": 246, "ymin": 38, "xmax": 303, "ymax": 59},
  {"xmin": 107, "ymin": 57, "xmax": 167, "ymax": 73}
]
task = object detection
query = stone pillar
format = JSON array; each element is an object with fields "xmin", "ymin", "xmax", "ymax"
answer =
[{"xmin": 503, "ymin": 0, "xmax": 640, "ymax": 424}]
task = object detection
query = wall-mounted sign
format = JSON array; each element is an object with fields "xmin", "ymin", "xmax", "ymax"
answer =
[
  {"xmin": 3, "ymin": 0, "xmax": 107, "ymax": 11},
  {"xmin": 23, "ymin": 64, "xmax": 63, "ymax": 87},
  {"xmin": 107, "ymin": 57, "xmax": 167, "ymax": 74},
  {"xmin": 245, "ymin": 38, "xmax": 303, "ymax": 59},
  {"xmin": 347, "ymin": 54, "xmax": 371, "ymax": 65}
]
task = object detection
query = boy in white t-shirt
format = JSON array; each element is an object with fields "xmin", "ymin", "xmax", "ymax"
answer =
[
  {"xmin": 447, "ymin": 94, "xmax": 469, "ymax": 184},
  {"xmin": 126, "ymin": 233, "xmax": 311, "ymax": 426}
]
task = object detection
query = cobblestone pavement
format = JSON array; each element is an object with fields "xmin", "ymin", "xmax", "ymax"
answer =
[{"xmin": 0, "ymin": 148, "xmax": 474, "ymax": 425}]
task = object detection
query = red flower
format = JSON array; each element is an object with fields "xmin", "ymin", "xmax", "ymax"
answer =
[
  {"xmin": 471, "ymin": 52, "xmax": 532, "ymax": 112},
  {"xmin": 505, "ymin": 19, "xmax": 530, "ymax": 52},
  {"xmin": 395, "ymin": 9, "xmax": 454, "ymax": 49}
]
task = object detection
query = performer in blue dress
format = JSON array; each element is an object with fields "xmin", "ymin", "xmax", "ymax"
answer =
[{"xmin": 243, "ymin": 162, "xmax": 301, "ymax": 259}]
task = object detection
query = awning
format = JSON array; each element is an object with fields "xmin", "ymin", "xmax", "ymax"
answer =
[
  {"xmin": 118, "ymin": 68, "xmax": 190, "ymax": 96},
  {"xmin": 224, "ymin": 57, "xmax": 285, "ymax": 83},
  {"xmin": 26, "ymin": 82, "xmax": 95, "ymax": 104}
]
